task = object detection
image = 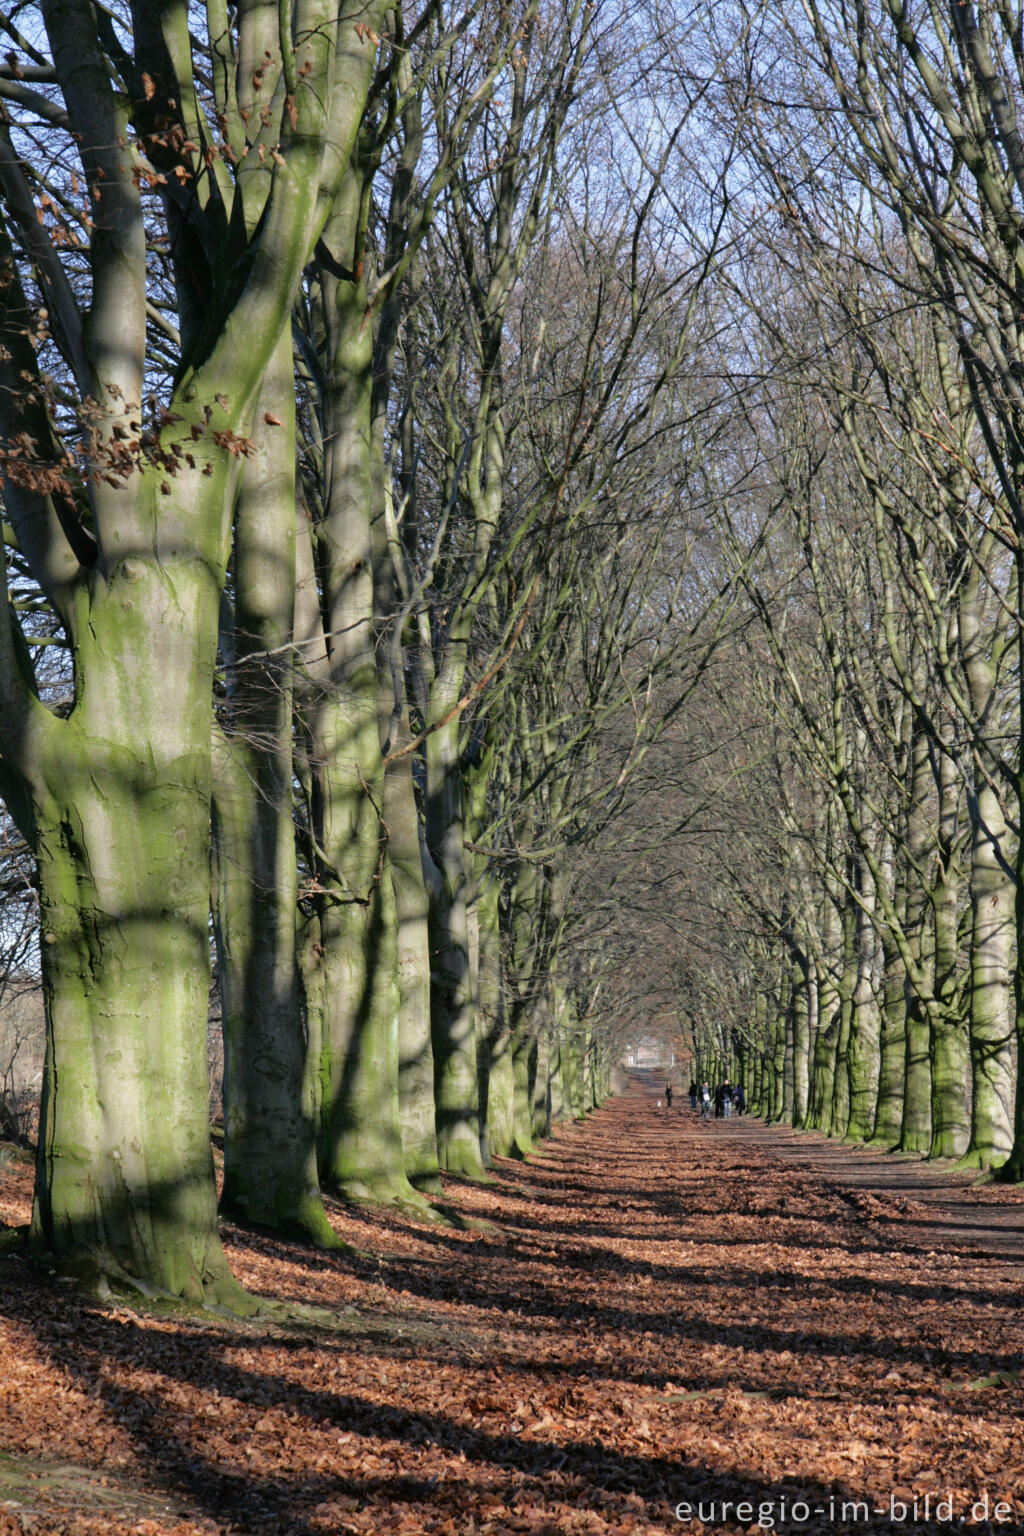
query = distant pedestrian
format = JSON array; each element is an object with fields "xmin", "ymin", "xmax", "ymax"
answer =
[
  {"xmin": 700, "ymin": 1081, "xmax": 712, "ymax": 1119},
  {"xmin": 688, "ymin": 1080, "xmax": 698, "ymax": 1110},
  {"xmin": 665, "ymin": 1084, "xmax": 674, "ymax": 1109},
  {"xmin": 721, "ymin": 1079, "xmax": 734, "ymax": 1118},
  {"xmin": 713, "ymin": 1082, "xmax": 725, "ymax": 1118},
  {"xmin": 733, "ymin": 1083, "xmax": 746, "ymax": 1116}
]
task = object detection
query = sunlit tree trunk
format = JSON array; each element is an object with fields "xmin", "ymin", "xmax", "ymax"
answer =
[
  {"xmin": 847, "ymin": 866, "xmax": 880, "ymax": 1141},
  {"xmin": 1000, "ymin": 553, "xmax": 1024, "ymax": 1182},
  {"xmin": 300, "ymin": 243, "xmax": 421, "ymax": 1206},
  {"xmin": 384, "ymin": 737, "xmax": 441, "ymax": 1192},
  {"xmin": 959, "ymin": 567, "xmax": 1014, "ymax": 1166},
  {"xmin": 869, "ymin": 832, "xmax": 906, "ymax": 1145},
  {"xmin": 929, "ymin": 738, "xmax": 969, "ymax": 1157},
  {"xmin": 31, "ymin": 545, "xmax": 247, "ymax": 1303}
]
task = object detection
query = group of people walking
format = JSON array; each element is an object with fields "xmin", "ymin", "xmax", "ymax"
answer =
[{"xmin": 663, "ymin": 1078, "xmax": 746, "ymax": 1118}]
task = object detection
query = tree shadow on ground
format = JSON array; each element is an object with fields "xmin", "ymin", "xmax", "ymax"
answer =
[
  {"xmin": 1, "ymin": 1274, "xmax": 1015, "ymax": 1536},
  {"xmin": 1, "ymin": 1072, "xmax": 1023, "ymax": 1535}
]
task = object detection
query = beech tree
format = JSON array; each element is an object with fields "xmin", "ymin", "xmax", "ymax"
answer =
[
  {"xmin": 633, "ymin": 0, "xmax": 1024, "ymax": 1174},
  {"xmin": 781, "ymin": 0, "xmax": 1024, "ymax": 1176},
  {"xmin": 0, "ymin": 0, "xmax": 395, "ymax": 1302}
]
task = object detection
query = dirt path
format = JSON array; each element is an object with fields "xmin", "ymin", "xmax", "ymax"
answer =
[
  {"xmin": 1, "ymin": 1076, "xmax": 1024, "ymax": 1536},
  {"xmin": 712, "ymin": 1116, "xmax": 1024, "ymax": 1261}
]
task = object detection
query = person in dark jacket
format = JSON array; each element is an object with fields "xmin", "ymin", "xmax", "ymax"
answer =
[
  {"xmin": 713, "ymin": 1082, "xmax": 725, "ymax": 1118},
  {"xmin": 733, "ymin": 1083, "xmax": 746, "ymax": 1115},
  {"xmin": 721, "ymin": 1079, "xmax": 734, "ymax": 1118},
  {"xmin": 665, "ymin": 1084, "xmax": 674, "ymax": 1109},
  {"xmin": 688, "ymin": 1080, "xmax": 698, "ymax": 1110}
]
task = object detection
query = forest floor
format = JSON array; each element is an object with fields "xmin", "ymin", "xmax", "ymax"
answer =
[{"xmin": 1, "ymin": 1072, "xmax": 1023, "ymax": 1536}]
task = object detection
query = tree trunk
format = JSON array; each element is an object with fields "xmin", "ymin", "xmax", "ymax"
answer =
[
  {"xmin": 790, "ymin": 944, "xmax": 811, "ymax": 1128},
  {"xmin": 870, "ymin": 837, "xmax": 906, "ymax": 1146},
  {"xmin": 212, "ymin": 735, "xmax": 332, "ymax": 1245},
  {"xmin": 997, "ymin": 557, "xmax": 1024, "ymax": 1184},
  {"xmin": 531, "ymin": 1026, "xmax": 551, "ymax": 1140},
  {"xmin": 847, "ymin": 877, "xmax": 880, "ymax": 1142},
  {"xmin": 32, "ymin": 562, "xmax": 248, "ymax": 1307},
  {"xmin": 831, "ymin": 859, "xmax": 866, "ymax": 1139},
  {"xmin": 476, "ymin": 863, "xmax": 511, "ymax": 1159},
  {"xmin": 510, "ymin": 1026, "xmax": 536, "ymax": 1157},
  {"xmin": 384, "ymin": 741, "xmax": 441, "ymax": 1192},
  {"xmin": 964, "ymin": 779, "xmax": 1014, "ymax": 1166},
  {"xmin": 769, "ymin": 967, "xmax": 790, "ymax": 1123},
  {"xmin": 486, "ymin": 1029, "xmax": 516, "ymax": 1157},
  {"xmin": 427, "ymin": 714, "xmax": 485, "ymax": 1177},
  {"xmin": 303, "ymin": 256, "xmax": 421, "ymax": 1207},
  {"xmin": 960, "ymin": 562, "xmax": 1014, "ymax": 1167},
  {"xmin": 926, "ymin": 733, "xmax": 969, "ymax": 1158},
  {"xmin": 898, "ymin": 717, "xmax": 933, "ymax": 1154},
  {"xmin": 211, "ymin": 331, "xmax": 335, "ymax": 1246}
]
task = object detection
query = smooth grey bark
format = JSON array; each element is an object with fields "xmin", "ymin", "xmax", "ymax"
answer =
[
  {"xmin": 847, "ymin": 859, "xmax": 881, "ymax": 1142},
  {"xmin": 929, "ymin": 735, "xmax": 970, "ymax": 1158},
  {"xmin": 789, "ymin": 944, "xmax": 810, "ymax": 1129},
  {"xmin": 294, "ymin": 254, "xmax": 422, "ymax": 1207}
]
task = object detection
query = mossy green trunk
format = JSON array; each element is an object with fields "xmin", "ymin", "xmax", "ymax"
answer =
[
  {"xmin": 751, "ymin": 993, "xmax": 769, "ymax": 1116},
  {"xmin": 847, "ymin": 992, "xmax": 881, "ymax": 1142},
  {"xmin": 486, "ymin": 1029, "xmax": 516, "ymax": 1158},
  {"xmin": 510, "ymin": 1027, "xmax": 536, "ymax": 1157},
  {"xmin": 532, "ymin": 1027, "xmax": 551, "ymax": 1140},
  {"xmin": 546, "ymin": 983, "xmax": 575, "ymax": 1125},
  {"xmin": 313, "ymin": 858, "xmax": 412, "ymax": 1202},
  {"xmin": 32, "ymin": 560, "xmax": 245, "ymax": 1306},
  {"xmin": 385, "ymin": 742, "xmax": 440, "ymax": 1191},
  {"xmin": 809, "ymin": 999, "xmax": 838, "ymax": 1133},
  {"xmin": 427, "ymin": 714, "xmax": 484, "ymax": 1176},
  {"xmin": 929, "ymin": 746, "xmax": 969, "ymax": 1158},
  {"xmin": 930, "ymin": 1014, "xmax": 971, "ymax": 1161},
  {"xmin": 582, "ymin": 1024, "xmax": 598, "ymax": 1111},
  {"xmin": 304, "ymin": 263, "xmax": 418, "ymax": 1206},
  {"xmin": 563, "ymin": 1030, "xmax": 585, "ymax": 1118},
  {"xmin": 7, "ymin": 0, "xmax": 386, "ymax": 1300},
  {"xmin": 901, "ymin": 993, "xmax": 933, "ymax": 1154},
  {"xmin": 549, "ymin": 1018, "xmax": 567, "ymax": 1124}
]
